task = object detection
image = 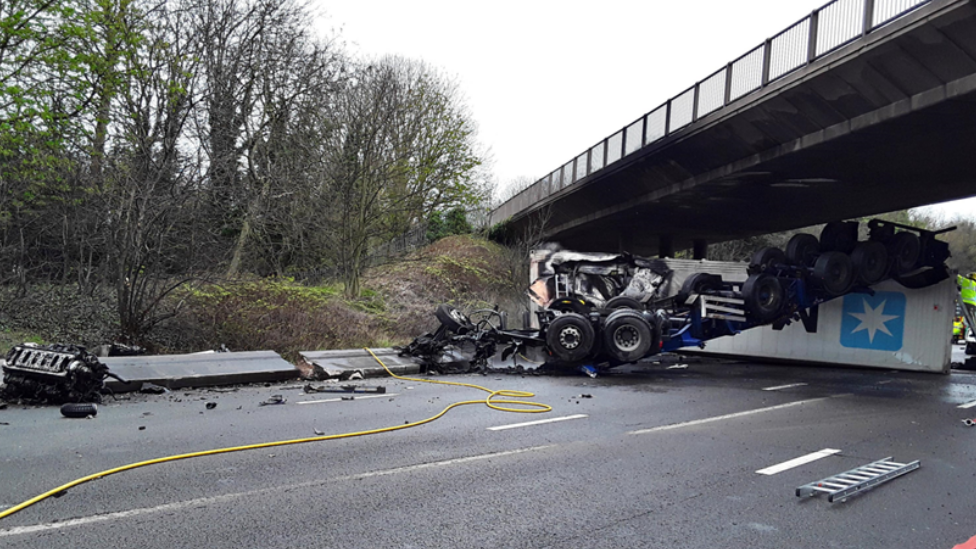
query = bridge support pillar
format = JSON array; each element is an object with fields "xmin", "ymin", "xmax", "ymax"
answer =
[
  {"xmin": 693, "ymin": 239, "xmax": 708, "ymax": 260},
  {"xmin": 659, "ymin": 235, "xmax": 674, "ymax": 258}
]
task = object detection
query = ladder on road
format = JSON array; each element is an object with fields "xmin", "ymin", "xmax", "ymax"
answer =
[{"xmin": 796, "ymin": 457, "xmax": 920, "ymax": 503}]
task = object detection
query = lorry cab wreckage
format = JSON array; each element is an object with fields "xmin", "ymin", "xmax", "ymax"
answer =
[{"xmin": 400, "ymin": 219, "xmax": 955, "ymax": 371}]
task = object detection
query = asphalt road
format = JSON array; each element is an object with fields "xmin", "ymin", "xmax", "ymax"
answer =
[{"xmin": 3, "ymin": 350, "xmax": 976, "ymax": 549}]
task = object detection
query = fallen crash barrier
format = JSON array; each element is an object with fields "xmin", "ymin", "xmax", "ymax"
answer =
[
  {"xmin": 101, "ymin": 350, "xmax": 298, "ymax": 392},
  {"xmin": 796, "ymin": 457, "xmax": 920, "ymax": 503},
  {"xmin": 299, "ymin": 348, "xmax": 421, "ymax": 379},
  {"xmin": 0, "ymin": 348, "xmax": 551, "ymax": 522}
]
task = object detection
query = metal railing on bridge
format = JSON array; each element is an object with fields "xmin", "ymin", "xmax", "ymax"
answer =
[{"xmin": 493, "ymin": 0, "xmax": 931, "ymax": 223}]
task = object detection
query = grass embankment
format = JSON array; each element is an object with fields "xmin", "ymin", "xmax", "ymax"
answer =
[
  {"xmin": 0, "ymin": 235, "xmax": 516, "ymax": 361},
  {"xmin": 161, "ymin": 235, "xmax": 513, "ymax": 361}
]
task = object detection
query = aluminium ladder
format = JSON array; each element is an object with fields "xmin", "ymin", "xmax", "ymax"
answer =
[{"xmin": 796, "ymin": 457, "xmax": 920, "ymax": 503}]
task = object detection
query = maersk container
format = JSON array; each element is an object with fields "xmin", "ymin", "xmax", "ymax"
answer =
[{"xmin": 696, "ymin": 277, "xmax": 955, "ymax": 373}]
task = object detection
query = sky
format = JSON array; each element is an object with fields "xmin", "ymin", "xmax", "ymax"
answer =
[{"xmin": 317, "ymin": 0, "xmax": 976, "ymax": 221}]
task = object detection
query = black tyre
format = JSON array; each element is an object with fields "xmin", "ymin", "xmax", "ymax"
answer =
[
  {"xmin": 851, "ymin": 240, "xmax": 888, "ymax": 285},
  {"xmin": 742, "ymin": 274, "xmax": 784, "ymax": 323},
  {"xmin": 812, "ymin": 251, "xmax": 855, "ymax": 296},
  {"xmin": 750, "ymin": 247, "xmax": 786, "ymax": 272},
  {"xmin": 819, "ymin": 221, "xmax": 858, "ymax": 254},
  {"xmin": 786, "ymin": 233, "xmax": 819, "ymax": 267},
  {"xmin": 61, "ymin": 403, "xmax": 97, "ymax": 418},
  {"xmin": 605, "ymin": 296, "xmax": 643, "ymax": 310},
  {"xmin": 895, "ymin": 265, "xmax": 950, "ymax": 289},
  {"xmin": 435, "ymin": 304, "xmax": 473, "ymax": 333},
  {"xmin": 602, "ymin": 309, "xmax": 653, "ymax": 363},
  {"xmin": 676, "ymin": 273, "xmax": 722, "ymax": 305},
  {"xmin": 545, "ymin": 313, "xmax": 596, "ymax": 363},
  {"xmin": 887, "ymin": 231, "xmax": 920, "ymax": 276}
]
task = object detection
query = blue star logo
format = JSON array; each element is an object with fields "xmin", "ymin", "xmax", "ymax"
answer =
[{"xmin": 839, "ymin": 291, "xmax": 906, "ymax": 351}]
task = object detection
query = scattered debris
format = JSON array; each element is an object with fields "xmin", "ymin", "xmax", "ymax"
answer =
[
  {"xmin": 313, "ymin": 428, "xmax": 324, "ymax": 436},
  {"xmin": 304, "ymin": 384, "xmax": 386, "ymax": 394},
  {"xmin": 578, "ymin": 365, "xmax": 598, "ymax": 378},
  {"xmin": 205, "ymin": 402, "xmax": 217, "ymax": 410},
  {"xmin": 140, "ymin": 383, "xmax": 169, "ymax": 394},
  {"xmin": 2, "ymin": 343, "xmax": 126, "ymax": 404},
  {"xmin": 963, "ymin": 419, "xmax": 976, "ymax": 427},
  {"xmin": 258, "ymin": 395, "xmax": 286, "ymax": 406},
  {"xmin": 341, "ymin": 396, "xmax": 354, "ymax": 401},
  {"xmin": 0, "ymin": 422, "xmax": 9, "ymax": 425},
  {"xmin": 666, "ymin": 364, "xmax": 689, "ymax": 370},
  {"xmin": 347, "ymin": 371, "xmax": 364, "ymax": 381},
  {"xmin": 138, "ymin": 426, "xmax": 146, "ymax": 430},
  {"xmin": 796, "ymin": 457, "xmax": 920, "ymax": 503},
  {"xmin": 578, "ymin": 394, "xmax": 593, "ymax": 399},
  {"xmin": 60, "ymin": 402, "xmax": 98, "ymax": 419}
]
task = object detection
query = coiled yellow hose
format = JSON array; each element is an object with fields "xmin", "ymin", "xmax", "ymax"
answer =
[{"xmin": 0, "ymin": 348, "xmax": 550, "ymax": 521}]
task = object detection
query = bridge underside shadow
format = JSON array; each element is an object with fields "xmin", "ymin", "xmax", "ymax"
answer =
[{"xmin": 507, "ymin": 0, "xmax": 976, "ymax": 256}]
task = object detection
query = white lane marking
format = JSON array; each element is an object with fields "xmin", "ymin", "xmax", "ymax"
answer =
[
  {"xmin": 762, "ymin": 383, "xmax": 807, "ymax": 391},
  {"xmin": 628, "ymin": 397, "xmax": 830, "ymax": 435},
  {"xmin": 666, "ymin": 364, "xmax": 688, "ymax": 370},
  {"xmin": 0, "ymin": 445, "xmax": 553, "ymax": 537},
  {"xmin": 756, "ymin": 448, "xmax": 841, "ymax": 475},
  {"xmin": 487, "ymin": 414, "xmax": 588, "ymax": 431},
  {"xmin": 958, "ymin": 399, "xmax": 976, "ymax": 409},
  {"xmin": 297, "ymin": 393, "xmax": 397, "ymax": 405}
]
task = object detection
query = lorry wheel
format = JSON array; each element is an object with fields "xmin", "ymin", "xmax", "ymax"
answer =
[
  {"xmin": 676, "ymin": 273, "xmax": 722, "ymax": 305},
  {"xmin": 61, "ymin": 403, "xmax": 97, "ymax": 418},
  {"xmin": 605, "ymin": 296, "xmax": 643, "ymax": 310},
  {"xmin": 786, "ymin": 233, "xmax": 819, "ymax": 267},
  {"xmin": 435, "ymin": 304, "xmax": 474, "ymax": 334},
  {"xmin": 602, "ymin": 309, "xmax": 653, "ymax": 363},
  {"xmin": 813, "ymin": 251, "xmax": 855, "ymax": 296},
  {"xmin": 851, "ymin": 241, "xmax": 888, "ymax": 285},
  {"xmin": 750, "ymin": 247, "xmax": 786, "ymax": 272},
  {"xmin": 545, "ymin": 313, "xmax": 595, "ymax": 363},
  {"xmin": 742, "ymin": 274, "xmax": 784, "ymax": 323},
  {"xmin": 820, "ymin": 221, "xmax": 858, "ymax": 254},
  {"xmin": 887, "ymin": 232, "xmax": 920, "ymax": 276}
]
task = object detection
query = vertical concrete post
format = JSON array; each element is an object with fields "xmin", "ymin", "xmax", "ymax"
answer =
[
  {"xmin": 807, "ymin": 10, "xmax": 820, "ymax": 63},
  {"xmin": 693, "ymin": 239, "xmax": 708, "ymax": 260},
  {"xmin": 723, "ymin": 62, "xmax": 734, "ymax": 106},
  {"xmin": 659, "ymin": 235, "xmax": 674, "ymax": 259},
  {"xmin": 761, "ymin": 38, "xmax": 773, "ymax": 86},
  {"xmin": 863, "ymin": 0, "xmax": 875, "ymax": 35},
  {"xmin": 692, "ymin": 82, "xmax": 700, "ymax": 122}
]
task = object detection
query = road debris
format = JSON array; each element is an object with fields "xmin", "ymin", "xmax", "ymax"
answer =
[
  {"xmin": 666, "ymin": 364, "xmax": 689, "ymax": 370},
  {"xmin": 60, "ymin": 403, "xmax": 98, "ymax": 418},
  {"xmin": 140, "ymin": 383, "xmax": 169, "ymax": 394},
  {"xmin": 313, "ymin": 428, "xmax": 324, "ymax": 435},
  {"xmin": 205, "ymin": 402, "xmax": 217, "ymax": 410},
  {"xmin": 304, "ymin": 383, "xmax": 386, "ymax": 394},
  {"xmin": 258, "ymin": 395, "xmax": 286, "ymax": 406},
  {"xmin": 138, "ymin": 426, "xmax": 146, "ymax": 430},
  {"xmin": 2, "ymin": 343, "xmax": 126, "ymax": 404},
  {"xmin": 796, "ymin": 457, "xmax": 920, "ymax": 503},
  {"xmin": 962, "ymin": 418, "xmax": 976, "ymax": 426}
]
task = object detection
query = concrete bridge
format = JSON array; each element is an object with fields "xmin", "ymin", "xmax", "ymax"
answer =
[{"xmin": 491, "ymin": 0, "xmax": 976, "ymax": 257}]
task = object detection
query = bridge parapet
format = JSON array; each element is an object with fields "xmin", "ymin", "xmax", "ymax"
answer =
[{"xmin": 491, "ymin": 0, "xmax": 932, "ymax": 225}]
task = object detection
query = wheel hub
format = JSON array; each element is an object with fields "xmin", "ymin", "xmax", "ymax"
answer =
[
  {"xmin": 613, "ymin": 325, "xmax": 640, "ymax": 352},
  {"xmin": 559, "ymin": 326, "xmax": 582, "ymax": 349}
]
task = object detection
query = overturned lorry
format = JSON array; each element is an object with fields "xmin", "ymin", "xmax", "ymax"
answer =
[{"xmin": 401, "ymin": 219, "xmax": 955, "ymax": 370}]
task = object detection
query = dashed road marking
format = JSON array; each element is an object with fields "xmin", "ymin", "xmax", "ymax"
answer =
[
  {"xmin": 627, "ymin": 397, "xmax": 831, "ymax": 435},
  {"xmin": 487, "ymin": 414, "xmax": 588, "ymax": 431},
  {"xmin": 756, "ymin": 448, "xmax": 841, "ymax": 475},
  {"xmin": 298, "ymin": 394, "xmax": 397, "ymax": 405},
  {"xmin": 0, "ymin": 445, "xmax": 554, "ymax": 537},
  {"xmin": 762, "ymin": 383, "xmax": 807, "ymax": 391}
]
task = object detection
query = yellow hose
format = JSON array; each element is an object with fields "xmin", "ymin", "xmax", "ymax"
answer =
[{"xmin": 0, "ymin": 348, "xmax": 550, "ymax": 521}]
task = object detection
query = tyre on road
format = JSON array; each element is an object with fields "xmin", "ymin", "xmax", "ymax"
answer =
[
  {"xmin": 61, "ymin": 403, "xmax": 97, "ymax": 418},
  {"xmin": 545, "ymin": 313, "xmax": 596, "ymax": 363},
  {"xmin": 602, "ymin": 309, "xmax": 653, "ymax": 363}
]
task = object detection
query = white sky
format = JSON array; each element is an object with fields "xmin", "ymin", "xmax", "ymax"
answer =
[{"xmin": 318, "ymin": 0, "xmax": 976, "ymax": 221}]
